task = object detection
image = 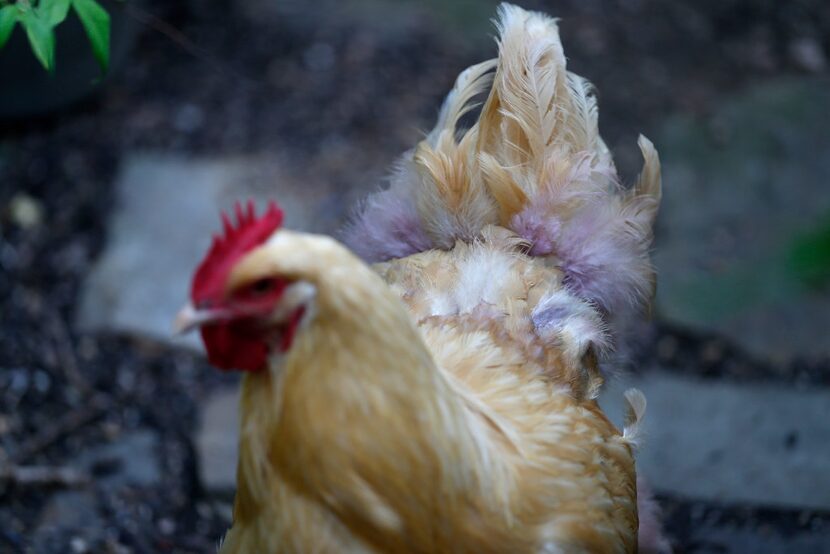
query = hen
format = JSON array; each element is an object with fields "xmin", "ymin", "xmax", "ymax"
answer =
[{"xmin": 176, "ymin": 4, "xmax": 663, "ymax": 553}]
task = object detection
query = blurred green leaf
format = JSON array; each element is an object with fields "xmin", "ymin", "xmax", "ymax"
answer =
[
  {"xmin": 0, "ymin": 6, "xmax": 17, "ymax": 50},
  {"xmin": 41, "ymin": 0, "xmax": 72, "ymax": 25},
  {"xmin": 72, "ymin": 0, "xmax": 109, "ymax": 72},
  {"xmin": 788, "ymin": 218, "xmax": 830, "ymax": 289},
  {"xmin": 19, "ymin": 10, "xmax": 55, "ymax": 71}
]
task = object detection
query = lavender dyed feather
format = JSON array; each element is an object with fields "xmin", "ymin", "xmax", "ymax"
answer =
[{"xmin": 342, "ymin": 161, "xmax": 433, "ymax": 263}]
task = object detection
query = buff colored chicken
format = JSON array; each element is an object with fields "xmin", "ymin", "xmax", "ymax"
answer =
[{"xmin": 176, "ymin": 4, "xmax": 665, "ymax": 553}]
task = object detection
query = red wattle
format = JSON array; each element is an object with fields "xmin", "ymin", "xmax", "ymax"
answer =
[{"xmin": 201, "ymin": 323, "xmax": 269, "ymax": 372}]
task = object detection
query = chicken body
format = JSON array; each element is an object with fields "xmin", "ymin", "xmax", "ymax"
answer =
[
  {"xmin": 206, "ymin": 4, "xmax": 663, "ymax": 553},
  {"xmin": 219, "ymin": 230, "xmax": 639, "ymax": 554}
]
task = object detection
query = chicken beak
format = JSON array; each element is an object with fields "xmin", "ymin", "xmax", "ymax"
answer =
[{"xmin": 174, "ymin": 303, "xmax": 225, "ymax": 334}]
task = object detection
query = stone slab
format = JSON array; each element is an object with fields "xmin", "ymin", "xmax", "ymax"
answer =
[
  {"xmin": 601, "ymin": 372, "xmax": 830, "ymax": 510},
  {"xmin": 77, "ymin": 153, "xmax": 335, "ymax": 349}
]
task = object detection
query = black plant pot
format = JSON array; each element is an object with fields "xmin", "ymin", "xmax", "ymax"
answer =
[{"xmin": 0, "ymin": 1, "xmax": 137, "ymax": 120}]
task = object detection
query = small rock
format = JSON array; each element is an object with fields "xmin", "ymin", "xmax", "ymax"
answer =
[
  {"xmin": 8, "ymin": 193, "xmax": 44, "ymax": 229},
  {"xmin": 157, "ymin": 517, "xmax": 176, "ymax": 535},
  {"xmin": 174, "ymin": 103, "xmax": 205, "ymax": 134},
  {"xmin": 70, "ymin": 536, "xmax": 88, "ymax": 553},
  {"xmin": 790, "ymin": 37, "xmax": 826, "ymax": 73}
]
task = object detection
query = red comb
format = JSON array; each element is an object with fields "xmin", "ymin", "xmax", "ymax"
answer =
[{"xmin": 191, "ymin": 200, "xmax": 284, "ymax": 302}]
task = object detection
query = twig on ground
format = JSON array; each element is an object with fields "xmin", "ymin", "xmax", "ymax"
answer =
[
  {"xmin": 12, "ymin": 395, "xmax": 111, "ymax": 464},
  {"xmin": 0, "ymin": 464, "xmax": 89, "ymax": 488},
  {"xmin": 48, "ymin": 310, "xmax": 92, "ymax": 396}
]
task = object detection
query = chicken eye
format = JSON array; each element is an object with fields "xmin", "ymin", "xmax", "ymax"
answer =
[
  {"xmin": 248, "ymin": 278, "xmax": 275, "ymax": 296},
  {"xmin": 233, "ymin": 277, "xmax": 288, "ymax": 303}
]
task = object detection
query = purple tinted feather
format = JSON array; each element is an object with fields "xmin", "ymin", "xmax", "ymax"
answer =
[
  {"xmin": 554, "ymin": 204, "xmax": 651, "ymax": 313},
  {"xmin": 343, "ymin": 188, "xmax": 433, "ymax": 262},
  {"xmin": 510, "ymin": 154, "xmax": 614, "ymax": 257},
  {"xmin": 509, "ymin": 163, "xmax": 652, "ymax": 315},
  {"xmin": 531, "ymin": 304, "xmax": 570, "ymax": 329},
  {"xmin": 510, "ymin": 204, "xmax": 561, "ymax": 256}
]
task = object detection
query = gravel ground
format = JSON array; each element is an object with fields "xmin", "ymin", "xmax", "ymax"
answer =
[
  {"xmin": 1, "ymin": 0, "xmax": 829, "ymax": 552},
  {"xmin": 634, "ymin": 322, "xmax": 830, "ymax": 387}
]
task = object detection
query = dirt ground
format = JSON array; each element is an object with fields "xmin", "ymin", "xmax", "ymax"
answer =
[{"xmin": 1, "ymin": 0, "xmax": 829, "ymax": 552}]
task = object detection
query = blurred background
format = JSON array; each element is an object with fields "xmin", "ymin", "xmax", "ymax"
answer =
[{"xmin": 1, "ymin": 0, "xmax": 829, "ymax": 552}]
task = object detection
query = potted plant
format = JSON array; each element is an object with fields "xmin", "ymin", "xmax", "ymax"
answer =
[{"xmin": 0, "ymin": 0, "xmax": 135, "ymax": 119}]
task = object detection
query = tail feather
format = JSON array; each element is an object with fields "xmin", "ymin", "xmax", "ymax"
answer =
[
  {"xmin": 414, "ymin": 128, "xmax": 496, "ymax": 249},
  {"xmin": 480, "ymin": 4, "xmax": 566, "ymax": 169},
  {"xmin": 343, "ymin": 2, "xmax": 661, "ymax": 317},
  {"xmin": 622, "ymin": 388, "xmax": 647, "ymax": 448},
  {"xmin": 427, "ymin": 58, "xmax": 497, "ymax": 146},
  {"xmin": 634, "ymin": 134, "xmax": 662, "ymax": 213}
]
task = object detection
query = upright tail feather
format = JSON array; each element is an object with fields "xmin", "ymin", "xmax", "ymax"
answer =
[
  {"xmin": 343, "ymin": 56, "xmax": 498, "ymax": 260},
  {"xmin": 343, "ymin": 2, "xmax": 661, "ymax": 319}
]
